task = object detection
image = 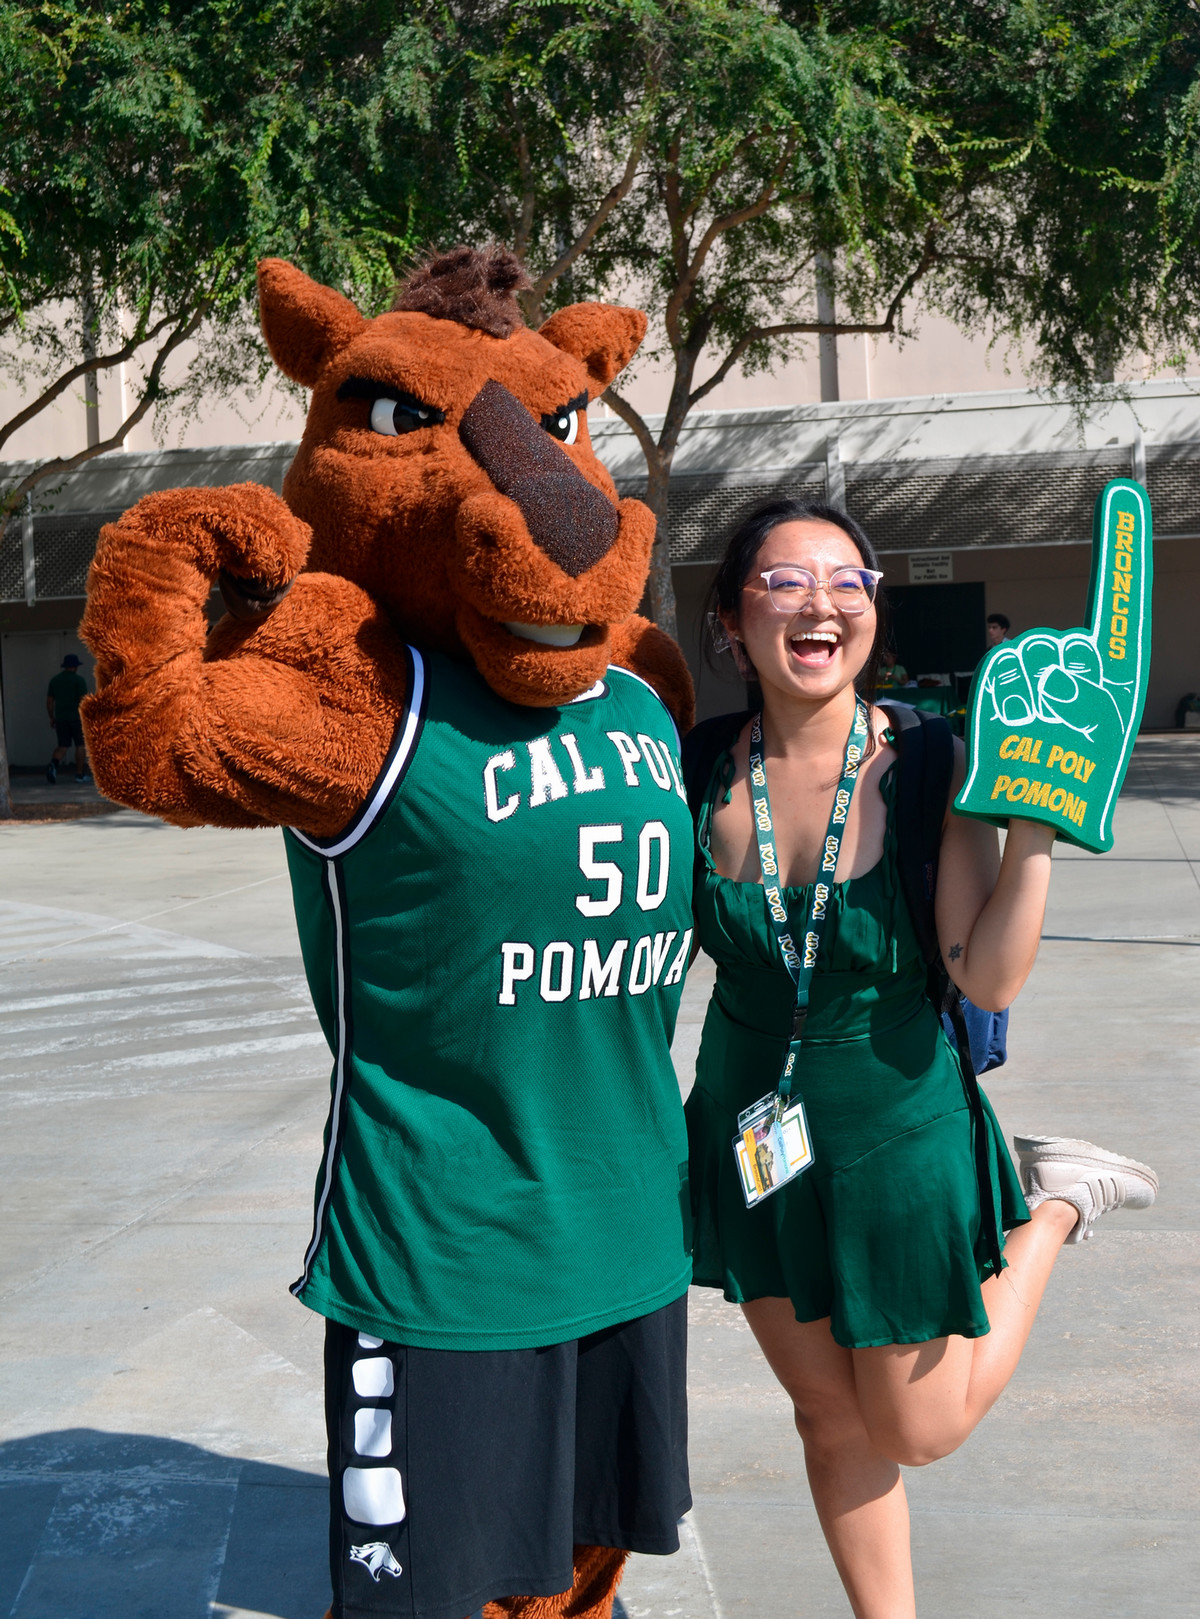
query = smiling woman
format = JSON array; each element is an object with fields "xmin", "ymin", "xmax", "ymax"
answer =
[
  {"xmin": 681, "ymin": 495, "xmax": 1159, "ymax": 1619},
  {"xmin": 707, "ymin": 501, "xmax": 889, "ymax": 739}
]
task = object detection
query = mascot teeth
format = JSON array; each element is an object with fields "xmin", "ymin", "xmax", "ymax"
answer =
[{"xmin": 503, "ymin": 621, "xmax": 585, "ymax": 647}]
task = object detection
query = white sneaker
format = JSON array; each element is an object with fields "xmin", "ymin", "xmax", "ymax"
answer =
[{"xmin": 1013, "ymin": 1135, "xmax": 1159, "ymax": 1245}]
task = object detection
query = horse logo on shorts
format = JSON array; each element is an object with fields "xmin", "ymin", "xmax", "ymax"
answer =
[{"xmin": 349, "ymin": 1541, "xmax": 403, "ymax": 1582}]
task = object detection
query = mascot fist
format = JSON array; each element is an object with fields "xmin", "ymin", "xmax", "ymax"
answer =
[{"xmin": 92, "ymin": 483, "xmax": 312, "ymax": 624}]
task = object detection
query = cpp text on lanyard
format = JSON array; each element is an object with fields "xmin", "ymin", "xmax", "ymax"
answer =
[{"xmin": 733, "ymin": 698, "xmax": 872, "ymax": 1208}]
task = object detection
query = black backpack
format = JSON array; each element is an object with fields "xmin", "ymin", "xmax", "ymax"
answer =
[{"xmin": 680, "ymin": 703, "xmax": 1005, "ymax": 1280}]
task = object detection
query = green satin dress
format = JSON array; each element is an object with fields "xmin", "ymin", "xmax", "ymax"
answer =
[{"xmin": 686, "ymin": 747, "xmax": 1029, "ymax": 1349}]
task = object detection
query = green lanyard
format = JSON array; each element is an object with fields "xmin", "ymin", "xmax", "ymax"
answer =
[{"xmin": 749, "ymin": 699, "xmax": 871, "ymax": 1114}]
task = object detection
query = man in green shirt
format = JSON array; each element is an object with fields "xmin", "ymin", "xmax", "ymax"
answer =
[{"xmin": 45, "ymin": 654, "xmax": 89, "ymax": 783}]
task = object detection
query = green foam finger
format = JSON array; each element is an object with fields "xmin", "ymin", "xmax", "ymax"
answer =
[
  {"xmin": 1086, "ymin": 479, "xmax": 1151, "ymax": 707},
  {"xmin": 955, "ymin": 478, "xmax": 1153, "ymax": 854}
]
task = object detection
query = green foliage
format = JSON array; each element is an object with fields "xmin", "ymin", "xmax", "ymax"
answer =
[
  {"xmin": 394, "ymin": 0, "xmax": 1200, "ymax": 395},
  {"xmin": 6, "ymin": 0, "xmax": 1200, "ymax": 543},
  {"xmin": 0, "ymin": 0, "xmax": 439, "ymax": 483},
  {"xmin": 806, "ymin": 0, "xmax": 1200, "ymax": 388}
]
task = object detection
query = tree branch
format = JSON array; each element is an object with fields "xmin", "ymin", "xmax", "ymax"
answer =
[
  {"xmin": 1, "ymin": 306, "xmax": 208, "ymax": 517},
  {"xmin": 674, "ymin": 131, "xmax": 763, "ymax": 232},
  {"xmin": 513, "ymin": 122, "xmax": 536, "ymax": 262},
  {"xmin": 598, "ymin": 386, "xmax": 663, "ymax": 472},
  {"xmin": 686, "ymin": 230, "xmax": 943, "ymax": 409},
  {"xmin": 526, "ymin": 124, "xmax": 649, "ymax": 315},
  {"xmin": 0, "ymin": 309, "xmax": 178, "ymax": 455},
  {"xmin": 664, "ymin": 130, "xmax": 801, "ymax": 343}
]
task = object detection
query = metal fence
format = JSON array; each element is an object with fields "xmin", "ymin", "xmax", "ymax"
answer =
[
  {"xmin": 1, "ymin": 507, "xmax": 126, "ymax": 604},
  {"xmin": 619, "ymin": 440, "xmax": 1199, "ymax": 567},
  {"xmin": 3, "ymin": 439, "xmax": 1198, "ymax": 600}
]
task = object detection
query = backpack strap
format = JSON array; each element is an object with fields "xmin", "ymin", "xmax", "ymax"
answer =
[
  {"xmin": 681, "ymin": 710, "xmax": 753, "ymax": 822},
  {"xmin": 879, "ymin": 702, "xmax": 953, "ymax": 969},
  {"xmin": 880, "ymin": 701, "xmax": 1005, "ymax": 1282},
  {"xmin": 681, "ymin": 710, "xmax": 752, "ymax": 892}
]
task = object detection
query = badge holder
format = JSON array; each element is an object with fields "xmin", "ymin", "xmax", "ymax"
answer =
[
  {"xmin": 734, "ymin": 1091, "xmax": 814, "ymax": 1208},
  {"xmin": 731, "ymin": 701, "xmax": 869, "ymax": 1210}
]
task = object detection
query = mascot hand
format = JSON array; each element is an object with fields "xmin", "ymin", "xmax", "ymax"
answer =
[
  {"xmin": 81, "ymin": 484, "xmax": 405, "ymax": 833},
  {"xmin": 955, "ymin": 478, "xmax": 1151, "ymax": 853},
  {"xmin": 91, "ymin": 483, "xmax": 310, "ymax": 627}
]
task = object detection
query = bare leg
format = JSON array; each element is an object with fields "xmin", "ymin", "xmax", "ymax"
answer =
[
  {"xmin": 853, "ymin": 1199, "xmax": 1077, "ymax": 1466},
  {"xmin": 740, "ymin": 1203, "xmax": 1077, "ymax": 1614},
  {"xmin": 741, "ymin": 1303, "xmax": 915, "ymax": 1619}
]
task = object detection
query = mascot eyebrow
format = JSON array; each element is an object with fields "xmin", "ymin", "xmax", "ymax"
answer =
[{"xmin": 336, "ymin": 375, "xmax": 446, "ymax": 427}]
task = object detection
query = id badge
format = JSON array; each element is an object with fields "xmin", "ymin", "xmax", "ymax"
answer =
[{"xmin": 733, "ymin": 1091, "xmax": 815, "ymax": 1208}]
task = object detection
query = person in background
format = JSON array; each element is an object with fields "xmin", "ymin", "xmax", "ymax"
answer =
[
  {"xmin": 877, "ymin": 647, "xmax": 909, "ymax": 689},
  {"xmin": 985, "ymin": 611, "xmax": 1011, "ymax": 648},
  {"xmin": 46, "ymin": 653, "xmax": 89, "ymax": 784}
]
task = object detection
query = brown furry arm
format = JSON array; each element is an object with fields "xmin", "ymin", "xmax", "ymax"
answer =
[
  {"xmin": 608, "ymin": 614, "xmax": 695, "ymax": 733},
  {"xmin": 80, "ymin": 485, "xmax": 407, "ymax": 834}
]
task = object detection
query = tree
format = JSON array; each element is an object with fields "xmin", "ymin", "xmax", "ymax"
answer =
[
  {"xmin": 0, "ymin": 0, "xmax": 442, "ymax": 517},
  {"xmin": 0, "ymin": 0, "xmax": 444, "ymax": 812},
  {"xmin": 390, "ymin": 0, "xmax": 1200, "ymax": 635},
  {"xmin": 7, "ymin": 0, "xmax": 1200, "ymax": 633}
]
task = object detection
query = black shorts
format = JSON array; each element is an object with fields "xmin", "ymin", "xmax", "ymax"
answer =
[
  {"xmin": 55, "ymin": 719, "xmax": 84, "ymax": 748},
  {"xmin": 325, "ymin": 1296, "xmax": 690, "ymax": 1619}
]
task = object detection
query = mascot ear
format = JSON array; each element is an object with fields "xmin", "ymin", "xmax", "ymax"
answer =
[
  {"xmin": 538, "ymin": 303, "xmax": 647, "ymax": 397},
  {"xmin": 258, "ymin": 259, "xmax": 366, "ymax": 388}
]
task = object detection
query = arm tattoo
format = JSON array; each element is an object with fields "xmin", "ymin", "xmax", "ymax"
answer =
[{"xmin": 948, "ymin": 942, "xmax": 963, "ymax": 961}]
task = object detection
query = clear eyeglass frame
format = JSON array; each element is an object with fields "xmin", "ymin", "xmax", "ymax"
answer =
[{"xmin": 758, "ymin": 565, "xmax": 885, "ymax": 616}]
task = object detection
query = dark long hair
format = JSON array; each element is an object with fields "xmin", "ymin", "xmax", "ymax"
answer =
[{"xmin": 706, "ymin": 496, "xmax": 889, "ymax": 702}]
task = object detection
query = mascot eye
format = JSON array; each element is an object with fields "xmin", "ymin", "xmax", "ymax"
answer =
[
  {"xmin": 541, "ymin": 394, "xmax": 586, "ymax": 446},
  {"xmin": 369, "ymin": 395, "xmax": 439, "ymax": 436},
  {"xmin": 337, "ymin": 377, "xmax": 445, "ymax": 436}
]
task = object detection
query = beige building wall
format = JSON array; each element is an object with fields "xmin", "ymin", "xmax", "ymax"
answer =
[
  {"xmin": 615, "ymin": 311, "xmax": 1037, "ymax": 419},
  {"xmin": 4, "ymin": 304, "xmax": 1046, "ymax": 466}
]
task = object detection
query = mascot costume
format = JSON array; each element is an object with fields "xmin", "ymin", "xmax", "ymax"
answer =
[{"xmin": 80, "ymin": 246, "xmax": 697, "ymax": 1619}]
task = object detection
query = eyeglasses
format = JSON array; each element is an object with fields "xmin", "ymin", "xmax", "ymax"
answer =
[{"xmin": 757, "ymin": 565, "xmax": 884, "ymax": 616}]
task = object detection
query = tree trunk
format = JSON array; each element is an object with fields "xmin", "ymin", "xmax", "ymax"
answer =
[{"xmin": 641, "ymin": 455, "xmax": 678, "ymax": 640}]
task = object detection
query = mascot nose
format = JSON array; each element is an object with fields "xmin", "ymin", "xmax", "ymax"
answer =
[{"xmin": 458, "ymin": 379, "xmax": 619, "ymax": 577}]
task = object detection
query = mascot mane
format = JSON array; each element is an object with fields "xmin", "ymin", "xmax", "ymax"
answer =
[{"xmin": 393, "ymin": 244, "xmax": 531, "ymax": 338}]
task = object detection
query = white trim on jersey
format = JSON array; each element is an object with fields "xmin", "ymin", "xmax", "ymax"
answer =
[
  {"xmin": 569, "ymin": 677, "xmax": 608, "ymax": 704},
  {"xmin": 292, "ymin": 859, "xmax": 352, "ymax": 1294},
  {"xmin": 289, "ymin": 647, "xmax": 427, "ymax": 858},
  {"xmin": 606, "ymin": 664, "xmax": 681, "ymax": 752}
]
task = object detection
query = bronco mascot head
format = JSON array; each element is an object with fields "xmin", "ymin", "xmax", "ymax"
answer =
[
  {"xmin": 80, "ymin": 245, "xmax": 690, "ymax": 833},
  {"xmin": 256, "ymin": 244, "xmax": 671, "ymax": 711}
]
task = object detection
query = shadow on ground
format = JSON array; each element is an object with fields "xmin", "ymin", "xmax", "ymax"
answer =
[
  {"xmin": 0, "ymin": 1428, "xmax": 632, "ymax": 1619},
  {"xmin": 0, "ymin": 1428, "xmax": 328, "ymax": 1619}
]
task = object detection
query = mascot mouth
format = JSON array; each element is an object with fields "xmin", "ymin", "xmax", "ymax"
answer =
[
  {"xmin": 503, "ymin": 621, "xmax": 587, "ymax": 648},
  {"xmin": 457, "ymin": 604, "xmax": 611, "ymax": 707}
]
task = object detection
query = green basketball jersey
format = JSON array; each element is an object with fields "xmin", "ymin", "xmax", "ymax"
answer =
[{"xmin": 284, "ymin": 647, "xmax": 694, "ymax": 1350}]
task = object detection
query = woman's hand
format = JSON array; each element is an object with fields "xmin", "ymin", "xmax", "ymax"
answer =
[{"xmin": 935, "ymin": 738, "xmax": 1056, "ymax": 1011}]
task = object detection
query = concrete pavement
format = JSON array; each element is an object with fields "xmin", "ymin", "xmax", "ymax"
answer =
[{"xmin": 0, "ymin": 736, "xmax": 1197, "ymax": 1617}]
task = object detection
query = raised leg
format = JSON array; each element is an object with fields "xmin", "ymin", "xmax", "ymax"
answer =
[{"xmin": 483, "ymin": 1544, "xmax": 627, "ymax": 1619}]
